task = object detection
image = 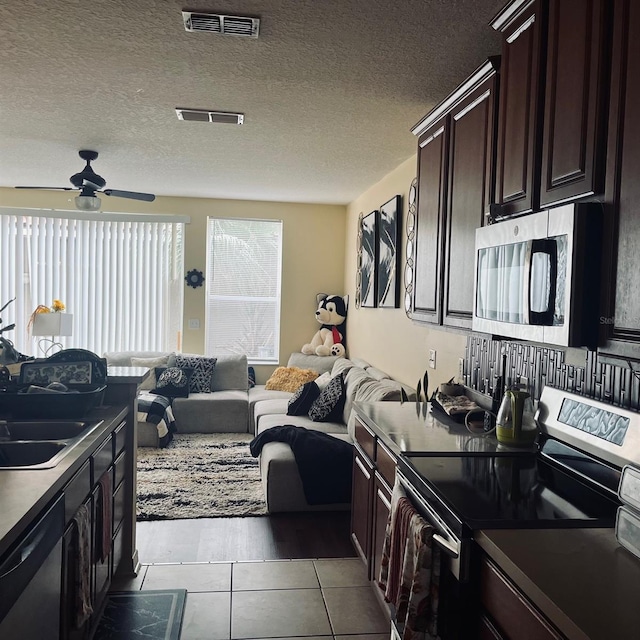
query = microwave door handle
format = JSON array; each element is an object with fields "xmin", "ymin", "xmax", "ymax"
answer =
[{"xmin": 529, "ymin": 239, "xmax": 557, "ymax": 325}]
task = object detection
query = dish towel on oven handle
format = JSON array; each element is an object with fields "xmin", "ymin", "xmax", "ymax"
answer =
[{"xmin": 379, "ymin": 478, "xmax": 442, "ymax": 640}]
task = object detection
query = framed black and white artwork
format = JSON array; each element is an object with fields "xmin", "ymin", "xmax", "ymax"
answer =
[
  {"xmin": 377, "ymin": 195, "xmax": 401, "ymax": 308},
  {"xmin": 360, "ymin": 210, "xmax": 378, "ymax": 308}
]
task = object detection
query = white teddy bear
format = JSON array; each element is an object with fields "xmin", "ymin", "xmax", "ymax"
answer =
[{"xmin": 301, "ymin": 293, "xmax": 348, "ymax": 357}]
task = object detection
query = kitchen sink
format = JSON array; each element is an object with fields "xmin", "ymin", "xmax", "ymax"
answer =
[
  {"xmin": 0, "ymin": 419, "xmax": 104, "ymax": 470},
  {"xmin": 0, "ymin": 442, "xmax": 68, "ymax": 469},
  {"xmin": 1, "ymin": 420, "xmax": 94, "ymax": 441}
]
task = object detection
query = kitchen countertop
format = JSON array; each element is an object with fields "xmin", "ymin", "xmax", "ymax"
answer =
[
  {"xmin": 476, "ymin": 528, "xmax": 640, "ymax": 640},
  {"xmin": 0, "ymin": 402, "xmax": 128, "ymax": 557}
]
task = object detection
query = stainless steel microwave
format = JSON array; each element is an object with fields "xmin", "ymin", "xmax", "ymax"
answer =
[{"xmin": 472, "ymin": 203, "xmax": 602, "ymax": 347}]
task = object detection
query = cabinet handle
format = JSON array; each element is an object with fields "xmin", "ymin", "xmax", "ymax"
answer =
[
  {"xmin": 354, "ymin": 455, "xmax": 371, "ymax": 480},
  {"xmin": 377, "ymin": 488, "xmax": 391, "ymax": 510}
]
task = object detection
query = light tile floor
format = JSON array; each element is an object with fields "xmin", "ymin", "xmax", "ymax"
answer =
[{"xmin": 113, "ymin": 558, "xmax": 390, "ymax": 640}]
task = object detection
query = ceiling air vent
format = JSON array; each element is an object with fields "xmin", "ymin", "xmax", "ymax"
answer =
[
  {"xmin": 182, "ymin": 11, "xmax": 260, "ymax": 38},
  {"xmin": 176, "ymin": 108, "xmax": 245, "ymax": 125}
]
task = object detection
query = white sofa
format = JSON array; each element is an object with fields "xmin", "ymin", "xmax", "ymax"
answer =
[
  {"xmin": 104, "ymin": 351, "xmax": 251, "ymax": 446},
  {"xmin": 250, "ymin": 355, "xmax": 415, "ymax": 513}
]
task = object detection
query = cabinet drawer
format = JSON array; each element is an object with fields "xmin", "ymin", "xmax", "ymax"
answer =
[
  {"xmin": 113, "ymin": 420, "xmax": 126, "ymax": 458},
  {"xmin": 354, "ymin": 419, "xmax": 376, "ymax": 462},
  {"xmin": 93, "ymin": 434, "xmax": 113, "ymax": 481},
  {"xmin": 114, "ymin": 451, "xmax": 126, "ymax": 490},
  {"xmin": 64, "ymin": 459, "xmax": 91, "ymax": 524},
  {"xmin": 480, "ymin": 556, "xmax": 564, "ymax": 640},
  {"xmin": 375, "ymin": 441, "xmax": 396, "ymax": 488}
]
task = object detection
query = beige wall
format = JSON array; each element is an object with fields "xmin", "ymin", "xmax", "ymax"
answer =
[
  {"xmin": 0, "ymin": 188, "xmax": 346, "ymax": 383},
  {"xmin": 343, "ymin": 156, "xmax": 467, "ymax": 391}
]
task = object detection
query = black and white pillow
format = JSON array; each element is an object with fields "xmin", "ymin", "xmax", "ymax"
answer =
[
  {"xmin": 287, "ymin": 381, "xmax": 321, "ymax": 416},
  {"xmin": 308, "ymin": 373, "xmax": 345, "ymax": 422},
  {"xmin": 174, "ymin": 354, "xmax": 217, "ymax": 393},
  {"xmin": 151, "ymin": 367, "xmax": 194, "ymax": 398}
]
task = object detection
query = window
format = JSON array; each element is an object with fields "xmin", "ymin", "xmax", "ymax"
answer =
[
  {"xmin": 0, "ymin": 209, "xmax": 185, "ymax": 356},
  {"xmin": 205, "ymin": 218, "xmax": 282, "ymax": 363}
]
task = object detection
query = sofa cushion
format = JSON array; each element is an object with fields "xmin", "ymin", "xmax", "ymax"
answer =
[
  {"xmin": 342, "ymin": 366, "xmax": 375, "ymax": 425},
  {"xmin": 287, "ymin": 352, "xmax": 341, "ymax": 375},
  {"xmin": 365, "ymin": 367, "xmax": 392, "ymax": 381},
  {"xmin": 131, "ymin": 355, "xmax": 171, "ymax": 391},
  {"xmin": 287, "ymin": 381, "xmax": 320, "ymax": 416},
  {"xmin": 308, "ymin": 372, "xmax": 345, "ymax": 422},
  {"xmin": 257, "ymin": 413, "xmax": 347, "ymax": 435},
  {"xmin": 175, "ymin": 354, "xmax": 217, "ymax": 393},
  {"xmin": 104, "ymin": 351, "xmax": 174, "ymax": 367},
  {"xmin": 331, "ymin": 358, "xmax": 357, "ymax": 378},
  {"xmin": 210, "ymin": 354, "xmax": 249, "ymax": 391},
  {"xmin": 265, "ymin": 366, "xmax": 318, "ymax": 393},
  {"xmin": 152, "ymin": 366, "xmax": 194, "ymax": 398},
  {"xmin": 172, "ymin": 390, "xmax": 249, "ymax": 433}
]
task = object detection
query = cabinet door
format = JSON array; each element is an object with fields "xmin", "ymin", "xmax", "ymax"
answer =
[
  {"xmin": 412, "ymin": 116, "xmax": 449, "ymax": 324},
  {"xmin": 371, "ymin": 473, "xmax": 392, "ymax": 588},
  {"xmin": 443, "ymin": 73, "xmax": 498, "ymax": 329},
  {"xmin": 602, "ymin": 0, "xmax": 640, "ymax": 358},
  {"xmin": 480, "ymin": 556, "xmax": 564, "ymax": 640},
  {"xmin": 540, "ymin": 0, "xmax": 609, "ymax": 207},
  {"xmin": 350, "ymin": 449, "xmax": 374, "ymax": 566},
  {"xmin": 494, "ymin": 0, "xmax": 545, "ymax": 217}
]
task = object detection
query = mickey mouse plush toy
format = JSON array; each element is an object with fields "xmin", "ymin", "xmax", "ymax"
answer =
[{"xmin": 301, "ymin": 293, "xmax": 348, "ymax": 357}]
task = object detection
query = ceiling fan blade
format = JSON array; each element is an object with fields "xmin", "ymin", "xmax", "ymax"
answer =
[
  {"xmin": 15, "ymin": 186, "xmax": 75, "ymax": 191},
  {"xmin": 103, "ymin": 189, "xmax": 155, "ymax": 202}
]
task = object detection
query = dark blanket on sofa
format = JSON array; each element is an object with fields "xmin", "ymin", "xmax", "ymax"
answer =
[{"xmin": 249, "ymin": 425, "xmax": 353, "ymax": 505}]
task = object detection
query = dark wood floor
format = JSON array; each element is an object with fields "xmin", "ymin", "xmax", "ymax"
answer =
[{"xmin": 136, "ymin": 512, "xmax": 357, "ymax": 564}]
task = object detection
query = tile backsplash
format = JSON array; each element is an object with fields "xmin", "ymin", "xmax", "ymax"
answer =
[{"xmin": 464, "ymin": 335, "xmax": 640, "ymax": 410}]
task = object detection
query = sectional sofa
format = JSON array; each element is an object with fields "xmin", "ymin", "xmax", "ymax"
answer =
[{"xmin": 104, "ymin": 350, "xmax": 414, "ymax": 512}]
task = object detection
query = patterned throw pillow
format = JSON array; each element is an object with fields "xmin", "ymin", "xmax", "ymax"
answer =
[
  {"xmin": 287, "ymin": 381, "xmax": 321, "ymax": 416},
  {"xmin": 174, "ymin": 354, "xmax": 218, "ymax": 394},
  {"xmin": 308, "ymin": 373, "xmax": 345, "ymax": 422},
  {"xmin": 248, "ymin": 366, "xmax": 256, "ymax": 389},
  {"xmin": 151, "ymin": 367, "xmax": 194, "ymax": 398}
]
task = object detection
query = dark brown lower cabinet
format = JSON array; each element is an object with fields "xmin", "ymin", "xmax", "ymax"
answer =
[
  {"xmin": 371, "ymin": 474, "xmax": 392, "ymax": 587},
  {"xmin": 479, "ymin": 555, "xmax": 564, "ymax": 640},
  {"xmin": 350, "ymin": 449, "xmax": 373, "ymax": 566}
]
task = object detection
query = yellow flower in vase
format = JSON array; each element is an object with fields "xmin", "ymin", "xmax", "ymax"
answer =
[{"xmin": 51, "ymin": 299, "xmax": 66, "ymax": 312}]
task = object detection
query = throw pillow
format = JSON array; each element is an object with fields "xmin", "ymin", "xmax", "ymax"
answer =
[
  {"xmin": 131, "ymin": 355, "xmax": 170, "ymax": 391},
  {"xmin": 248, "ymin": 366, "xmax": 256, "ymax": 389},
  {"xmin": 151, "ymin": 367, "xmax": 194, "ymax": 398},
  {"xmin": 314, "ymin": 372, "xmax": 332, "ymax": 391},
  {"xmin": 174, "ymin": 354, "xmax": 217, "ymax": 393},
  {"xmin": 265, "ymin": 366, "xmax": 318, "ymax": 393},
  {"xmin": 308, "ymin": 372, "xmax": 345, "ymax": 422},
  {"xmin": 287, "ymin": 381, "xmax": 321, "ymax": 416}
]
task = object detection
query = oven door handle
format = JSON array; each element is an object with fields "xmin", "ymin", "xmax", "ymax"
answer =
[
  {"xmin": 397, "ymin": 472, "xmax": 461, "ymax": 559},
  {"xmin": 432, "ymin": 533, "xmax": 460, "ymax": 558}
]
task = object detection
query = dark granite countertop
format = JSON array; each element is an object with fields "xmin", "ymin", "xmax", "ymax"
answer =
[
  {"xmin": 476, "ymin": 528, "xmax": 640, "ymax": 640},
  {"xmin": 0, "ymin": 403, "xmax": 128, "ymax": 557}
]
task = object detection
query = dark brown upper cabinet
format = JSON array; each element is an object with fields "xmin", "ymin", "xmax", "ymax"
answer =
[
  {"xmin": 492, "ymin": 0, "xmax": 545, "ymax": 217},
  {"xmin": 492, "ymin": 0, "xmax": 611, "ymax": 217},
  {"xmin": 411, "ymin": 58, "xmax": 499, "ymax": 328},
  {"xmin": 540, "ymin": 0, "xmax": 610, "ymax": 208},
  {"xmin": 600, "ymin": 0, "xmax": 640, "ymax": 360}
]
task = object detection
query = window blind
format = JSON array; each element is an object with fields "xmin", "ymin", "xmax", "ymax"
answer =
[
  {"xmin": 0, "ymin": 212, "xmax": 184, "ymax": 356},
  {"xmin": 205, "ymin": 218, "xmax": 282, "ymax": 363}
]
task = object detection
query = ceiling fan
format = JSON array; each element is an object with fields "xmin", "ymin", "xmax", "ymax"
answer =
[{"xmin": 16, "ymin": 149, "xmax": 156, "ymax": 211}]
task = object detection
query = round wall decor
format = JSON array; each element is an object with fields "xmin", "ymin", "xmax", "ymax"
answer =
[
  {"xmin": 404, "ymin": 178, "xmax": 417, "ymax": 317},
  {"xmin": 185, "ymin": 269, "xmax": 205, "ymax": 288}
]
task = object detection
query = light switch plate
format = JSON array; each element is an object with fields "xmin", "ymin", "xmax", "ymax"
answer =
[
  {"xmin": 428, "ymin": 349, "xmax": 437, "ymax": 369},
  {"xmin": 188, "ymin": 318, "xmax": 200, "ymax": 330}
]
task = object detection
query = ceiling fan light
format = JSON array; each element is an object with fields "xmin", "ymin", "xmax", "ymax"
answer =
[{"xmin": 75, "ymin": 195, "xmax": 101, "ymax": 211}]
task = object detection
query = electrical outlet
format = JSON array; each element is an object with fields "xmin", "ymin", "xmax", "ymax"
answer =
[{"xmin": 428, "ymin": 349, "xmax": 437, "ymax": 369}]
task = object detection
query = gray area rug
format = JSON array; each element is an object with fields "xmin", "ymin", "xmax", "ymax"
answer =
[{"xmin": 136, "ymin": 433, "xmax": 268, "ymax": 520}]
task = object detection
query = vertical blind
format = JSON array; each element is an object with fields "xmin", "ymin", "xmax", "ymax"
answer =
[
  {"xmin": 0, "ymin": 211, "xmax": 184, "ymax": 357},
  {"xmin": 205, "ymin": 217, "xmax": 282, "ymax": 363}
]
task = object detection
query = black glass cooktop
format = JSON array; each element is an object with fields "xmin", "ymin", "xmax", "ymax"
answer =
[{"xmin": 399, "ymin": 451, "xmax": 620, "ymax": 536}]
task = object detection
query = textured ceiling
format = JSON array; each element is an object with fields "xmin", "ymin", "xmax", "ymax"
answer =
[{"xmin": 0, "ymin": 0, "xmax": 504, "ymax": 205}]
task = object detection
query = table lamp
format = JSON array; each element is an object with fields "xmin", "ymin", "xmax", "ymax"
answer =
[{"xmin": 32, "ymin": 312, "xmax": 73, "ymax": 356}]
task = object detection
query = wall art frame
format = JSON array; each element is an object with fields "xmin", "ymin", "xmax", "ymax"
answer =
[
  {"xmin": 360, "ymin": 210, "xmax": 378, "ymax": 308},
  {"xmin": 377, "ymin": 194, "xmax": 402, "ymax": 308}
]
